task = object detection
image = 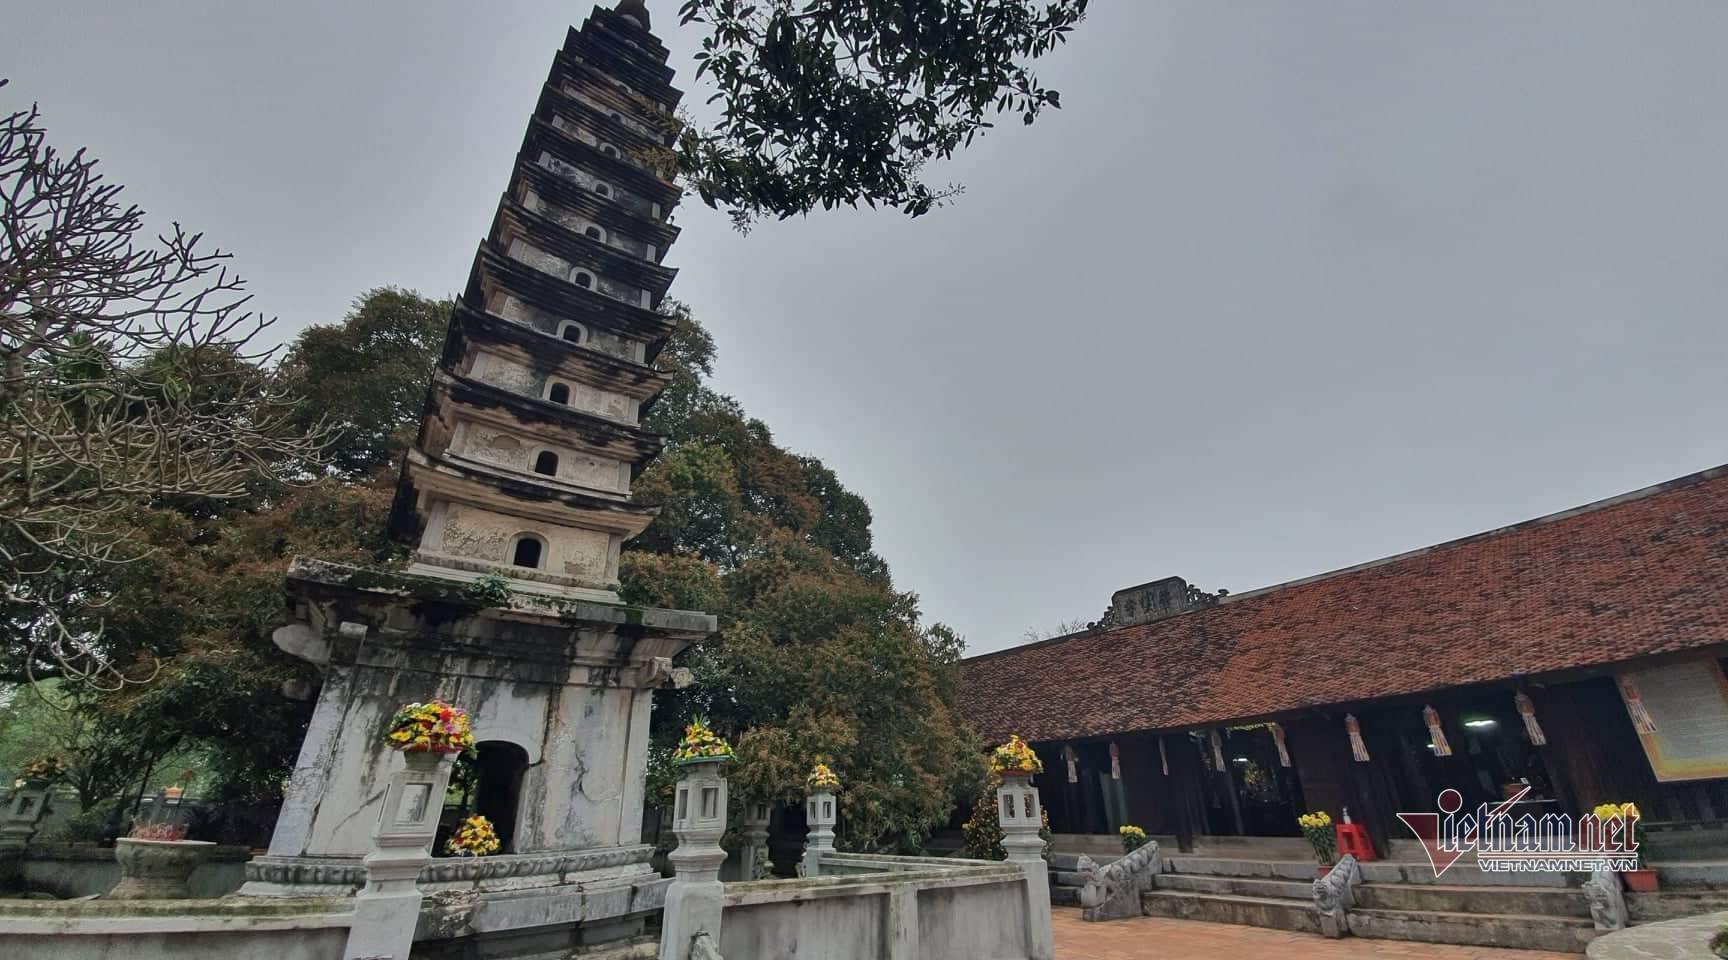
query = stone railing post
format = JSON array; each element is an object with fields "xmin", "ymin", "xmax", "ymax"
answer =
[
  {"xmin": 660, "ymin": 758, "xmax": 729, "ymax": 960},
  {"xmin": 342, "ymin": 751, "xmax": 455, "ymax": 960},
  {"xmin": 739, "ymin": 799, "xmax": 772, "ymax": 881},
  {"xmin": 801, "ymin": 787, "xmax": 837, "ymax": 878},
  {"xmin": 0, "ymin": 781, "xmax": 54, "ymax": 890},
  {"xmin": 997, "ymin": 773, "xmax": 1054, "ymax": 960}
]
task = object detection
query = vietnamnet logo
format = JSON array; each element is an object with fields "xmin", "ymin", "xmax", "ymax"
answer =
[{"xmin": 1396, "ymin": 787, "xmax": 1641, "ymax": 877}]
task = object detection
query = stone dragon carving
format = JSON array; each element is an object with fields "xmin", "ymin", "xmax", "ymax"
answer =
[
  {"xmin": 1582, "ymin": 866, "xmax": 1629, "ymax": 931},
  {"xmin": 1077, "ymin": 841, "xmax": 1162, "ymax": 921},
  {"xmin": 1312, "ymin": 854, "xmax": 1361, "ymax": 939}
]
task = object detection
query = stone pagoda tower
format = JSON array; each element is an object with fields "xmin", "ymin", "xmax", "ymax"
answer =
[{"xmin": 244, "ymin": 3, "xmax": 714, "ymax": 950}]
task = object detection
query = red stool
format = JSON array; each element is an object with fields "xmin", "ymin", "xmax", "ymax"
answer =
[{"xmin": 1336, "ymin": 822, "xmax": 1377, "ymax": 861}]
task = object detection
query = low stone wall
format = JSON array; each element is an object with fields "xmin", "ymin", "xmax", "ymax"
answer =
[
  {"xmin": 0, "ymin": 896, "xmax": 352, "ymax": 960},
  {"xmin": 14, "ymin": 842, "xmax": 251, "ymax": 899},
  {"xmin": 717, "ymin": 855, "xmax": 1034, "ymax": 960}
]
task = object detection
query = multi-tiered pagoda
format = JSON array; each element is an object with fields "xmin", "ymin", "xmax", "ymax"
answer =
[
  {"xmin": 245, "ymin": 5, "xmax": 714, "ymax": 950},
  {"xmin": 393, "ymin": 0, "xmax": 682, "ymax": 599}
]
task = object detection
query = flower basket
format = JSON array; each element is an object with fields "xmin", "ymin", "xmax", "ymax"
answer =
[
  {"xmin": 445, "ymin": 815, "xmax": 501, "ymax": 857},
  {"xmin": 384, "ymin": 700, "xmax": 474, "ymax": 755},
  {"xmin": 672, "ymin": 716, "xmax": 734, "ymax": 766},
  {"xmin": 807, "ymin": 763, "xmax": 841, "ymax": 791},
  {"xmin": 989, "ymin": 735, "xmax": 1043, "ymax": 777}
]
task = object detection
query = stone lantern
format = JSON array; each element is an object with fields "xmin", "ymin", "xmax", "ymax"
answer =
[
  {"xmin": 341, "ymin": 750, "xmax": 456, "ymax": 960},
  {"xmin": 0, "ymin": 780, "xmax": 53, "ymax": 888},
  {"xmin": 739, "ymin": 799, "xmax": 773, "ymax": 881},
  {"xmin": 0, "ymin": 780, "xmax": 53, "ymax": 851},
  {"xmin": 996, "ymin": 771, "xmax": 1055, "ymax": 960},
  {"xmin": 659, "ymin": 758, "xmax": 729, "ymax": 960},
  {"xmin": 802, "ymin": 785, "xmax": 837, "ymax": 878}
]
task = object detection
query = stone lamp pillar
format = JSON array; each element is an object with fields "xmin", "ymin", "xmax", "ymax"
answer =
[
  {"xmin": 659, "ymin": 758, "xmax": 729, "ymax": 960},
  {"xmin": 802, "ymin": 787, "xmax": 837, "ymax": 878},
  {"xmin": 342, "ymin": 751, "xmax": 456, "ymax": 960},
  {"xmin": 739, "ymin": 799, "xmax": 773, "ymax": 881},
  {"xmin": 997, "ymin": 772, "xmax": 1055, "ymax": 960},
  {"xmin": 1, "ymin": 781, "xmax": 54, "ymax": 888}
]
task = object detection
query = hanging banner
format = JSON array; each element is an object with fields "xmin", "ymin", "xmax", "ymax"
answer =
[
  {"xmin": 1619, "ymin": 676, "xmax": 1658, "ymax": 735},
  {"xmin": 1345, "ymin": 714, "xmax": 1370, "ymax": 763},
  {"xmin": 1109, "ymin": 742, "xmax": 1121, "ymax": 780},
  {"xmin": 1158, "ymin": 736, "xmax": 1169, "ymax": 776},
  {"xmin": 1208, "ymin": 729, "xmax": 1227, "ymax": 771},
  {"xmin": 1423, "ymin": 705, "xmax": 1453, "ymax": 757},
  {"xmin": 1269, "ymin": 722, "xmax": 1292, "ymax": 768},
  {"xmin": 1063, "ymin": 745, "xmax": 1078, "ymax": 784},
  {"xmin": 1618, "ymin": 661, "xmax": 1728, "ymax": 782},
  {"xmin": 1515, "ymin": 691, "xmax": 1547, "ymax": 746}
]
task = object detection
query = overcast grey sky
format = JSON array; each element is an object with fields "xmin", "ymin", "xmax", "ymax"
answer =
[{"xmin": 6, "ymin": 1, "xmax": 1726, "ymax": 654}]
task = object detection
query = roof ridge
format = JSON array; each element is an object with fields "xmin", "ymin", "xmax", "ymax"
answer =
[
  {"xmin": 963, "ymin": 460, "xmax": 1728, "ymax": 665},
  {"xmin": 1221, "ymin": 460, "xmax": 1728, "ymax": 604}
]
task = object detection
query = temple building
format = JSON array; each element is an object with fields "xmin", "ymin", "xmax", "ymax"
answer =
[
  {"xmin": 242, "ymin": 4, "xmax": 714, "ymax": 951},
  {"xmin": 960, "ymin": 463, "xmax": 1728, "ymax": 856}
]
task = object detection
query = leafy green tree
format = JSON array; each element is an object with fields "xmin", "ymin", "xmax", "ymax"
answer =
[
  {"xmin": 277, "ymin": 288, "xmax": 451, "ymax": 478},
  {"xmin": 670, "ymin": 0, "xmax": 1091, "ymax": 227},
  {"xmin": 623, "ymin": 307, "xmax": 983, "ymax": 851}
]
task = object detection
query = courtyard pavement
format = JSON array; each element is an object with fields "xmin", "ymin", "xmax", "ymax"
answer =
[{"xmin": 1052, "ymin": 910, "xmax": 1575, "ymax": 960}]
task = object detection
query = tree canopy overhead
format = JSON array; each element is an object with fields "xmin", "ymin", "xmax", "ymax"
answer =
[{"xmin": 673, "ymin": 0, "xmax": 1089, "ymax": 226}]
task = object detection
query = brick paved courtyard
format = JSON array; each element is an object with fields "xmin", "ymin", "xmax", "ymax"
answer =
[{"xmin": 1052, "ymin": 910, "xmax": 1575, "ymax": 960}]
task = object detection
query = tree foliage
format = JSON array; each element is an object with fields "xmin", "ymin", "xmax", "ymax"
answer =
[
  {"xmin": 0, "ymin": 288, "xmax": 431, "ymax": 838},
  {"xmin": 625, "ymin": 304, "xmax": 983, "ymax": 851},
  {"xmin": 671, "ymin": 0, "xmax": 1089, "ymax": 227}
]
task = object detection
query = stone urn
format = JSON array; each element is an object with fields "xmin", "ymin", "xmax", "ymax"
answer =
[{"xmin": 107, "ymin": 837, "xmax": 217, "ymax": 899}]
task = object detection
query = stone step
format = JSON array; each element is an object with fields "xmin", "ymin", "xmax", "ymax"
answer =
[
  {"xmin": 1627, "ymin": 889, "xmax": 1728, "ymax": 923},
  {"xmin": 1051, "ymin": 885, "xmax": 1080, "ymax": 907},
  {"xmin": 1654, "ymin": 860, "xmax": 1728, "ymax": 889},
  {"xmin": 1141, "ymin": 891, "xmax": 1321, "ymax": 935},
  {"xmin": 1051, "ymin": 870, "xmax": 1089, "ymax": 887},
  {"xmin": 1164, "ymin": 856, "xmax": 1323, "ymax": 882},
  {"xmin": 570, "ymin": 936, "xmax": 660, "ymax": 958},
  {"xmin": 1347, "ymin": 907, "xmax": 1598, "ymax": 954},
  {"xmin": 1355, "ymin": 882, "xmax": 1590, "ymax": 918},
  {"xmin": 1356, "ymin": 859, "xmax": 1581, "ymax": 888},
  {"xmin": 1155, "ymin": 873, "xmax": 1313, "ymax": 900}
]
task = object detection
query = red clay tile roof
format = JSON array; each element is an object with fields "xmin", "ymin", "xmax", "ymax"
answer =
[{"xmin": 960, "ymin": 465, "xmax": 1728, "ymax": 744}]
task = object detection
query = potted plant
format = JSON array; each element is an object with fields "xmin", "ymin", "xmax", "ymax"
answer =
[
  {"xmin": 1119, "ymin": 824, "xmax": 1149, "ymax": 854},
  {"xmin": 1594, "ymin": 802, "xmax": 1656, "ymax": 892},
  {"xmin": 1298, "ymin": 810, "xmax": 1337, "ymax": 877},
  {"xmin": 672, "ymin": 716, "xmax": 734, "ymax": 766},
  {"xmin": 108, "ymin": 821, "xmax": 216, "ymax": 899},
  {"xmin": 384, "ymin": 699, "xmax": 476, "ymax": 769},
  {"xmin": 445, "ymin": 815, "xmax": 501, "ymax": 857}
]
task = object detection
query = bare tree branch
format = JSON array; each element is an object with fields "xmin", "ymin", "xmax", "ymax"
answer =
[{"xmin": 0, "ymin": 79, "xmax": 329, "ymax": 687}]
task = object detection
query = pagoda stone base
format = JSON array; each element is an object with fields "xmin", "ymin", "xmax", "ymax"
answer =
[{"xmin": 242, "ymin": 845, "xmax": 669, "ymax": 944}]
